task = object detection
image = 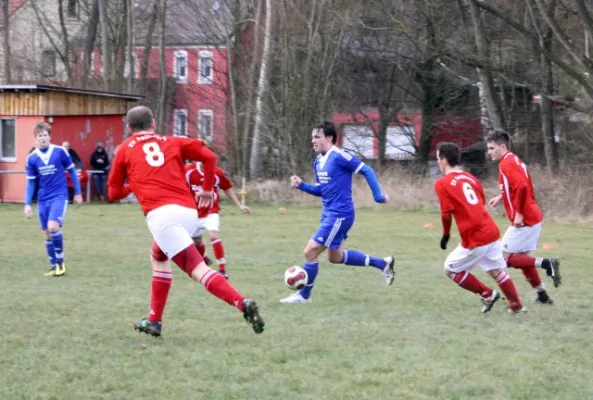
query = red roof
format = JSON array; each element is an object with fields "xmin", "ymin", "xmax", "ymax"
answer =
[{"xmin": 0, "ymin": 0, "xmax": 28, "ymax": 22}]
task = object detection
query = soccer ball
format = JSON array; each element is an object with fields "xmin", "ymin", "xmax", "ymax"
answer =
[{"xmin": 284, "ymin": 266, "xmax": 308, "ymax": 290}]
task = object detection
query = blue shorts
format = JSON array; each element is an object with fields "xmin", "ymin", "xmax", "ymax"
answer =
[
  {"xmin": 38, "ymin": 197, "xmax": 69, "ymax": 230},
  {"xmin": 312, "ymin": 213, "xmax": 355, "ymax": 250}
]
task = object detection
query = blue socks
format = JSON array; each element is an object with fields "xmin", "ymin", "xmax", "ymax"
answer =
[
  {"xmin": 298, "ymin": 261, "xmax": 319, "ymax": 299},
  {"xmin": 342, "ymin": 249, "xmax": 385, "ymax": 270},
  {"xmin": 50, "ymin": 230, "xmax": 64, "ymax": 263},
  {"xmin": 45, "ymin": 240, "xmax": 57, "ymax": 267}
]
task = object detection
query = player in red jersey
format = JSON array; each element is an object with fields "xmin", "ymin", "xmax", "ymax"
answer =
[
  {"xmin": 434, "ymin": 142, "xmax": 525, "ymax": 313},
  {"xmin": 185, "ymin": 161, "xmax": 250, "ymax": 279},
  {"xmin": 107, "ymin": 106, "xmax": 264, "ymax": 336},
  {"xmin": 486, "ymin": 130, "xmax": 561, "ymax": 305}
]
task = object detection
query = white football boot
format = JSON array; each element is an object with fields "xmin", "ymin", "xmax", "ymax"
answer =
[
  {"xmin": 279, "ymin": 292, "xmax": 311, "ymax": 304},
  {"xmin": 381, "ymin": 256, "xmax": 395, "ymax": 285}
]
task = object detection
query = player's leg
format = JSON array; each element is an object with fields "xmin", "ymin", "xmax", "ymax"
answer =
[
  {"xmin": 325, "ymin": 215, "xmax": 395, "ymax": 285},
  {"xmin": 47, "ymin": 198, "xmax": 68, "ymax": 276},
  {"xmin": 481, "ymin": 241, "xmax": 525, "ymax": 313},
  {"xmin": 280, "ymin": 239, "xmax": 326, "ymax": 303},
  {"xmin": 134, "ymin": 242, "xmax": 173, "ymax": 337},
  {"xmin": 191, "ymin": 220, "xmax": 211, "ymax": 265},
  {"xmin": 146, "ymin": 205, "xmax": 264, "ymax": 334},
  {"xmin": 503, "ymin": 223, "xmax": 561, "ymax": 288},
  {"xmin": 38, "ymin": 202, "xmax": 58, "ymax": 275},
  {"xmin": 444, "ymin": 244, "xmax": 498, "ymax": 312},
  {"xmin": 206, "ymin": 214, "xmax": 226, "ymax": 277}
]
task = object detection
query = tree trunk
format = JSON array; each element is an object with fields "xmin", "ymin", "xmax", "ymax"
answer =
[
  {"xmin": 467, "ymin": 0, "xmax": 505, "ymax": 133},
  {"xmin": 57, "ymin": 0, "xmax": 73, "ymax": 81},
  {"xmin": 98, "ymin": 0, "xmax": 112, "ymax": 90},
  {"xmin": 126, "ymin": 0, "xmax": 135, "ymax": 93},
  {"xmin": 249, "ymin": 0, "xmax": 272, "ymax": 179},
  {"xmin": 540, "ymin": 5, "xmax": 558, "ymax": 174},
  {"xmin": 81, "ymin": 0, "xmax": 100, "ymax": 88},
  {"xmin": 140, "ymin": 1, "xmax": 159, "ymax": 81},
  {"xmin": 156, "ymin": 0, "xmax": 168, "ymax": 133},
  {"xmin": 241, "ymin": 0, "xmax": 262, "ymax": 177},
  {"xmin": 2, "ymin": 0, "xmax": 11, "ymax": 83}
]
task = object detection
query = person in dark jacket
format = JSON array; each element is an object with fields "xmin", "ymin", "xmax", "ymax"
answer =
[
  {"xmin": 62, "ymin": 141, "xmax": 83, "ymax": 169},
  {"xmin": 90, "ymin": 141, "xmax": 110, "ymax": 201}
]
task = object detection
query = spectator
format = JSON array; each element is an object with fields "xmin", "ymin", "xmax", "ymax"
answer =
[
  {"xmin": 90, "ymin": 141, "xmax": 110, "ymax": 201},
  {"xmin": 62, "ymin": 141, "xmax": 83, "ymax": 169},
  {"xmin": 66, "ymin": 167, "xmax": 89, "ymax": 203}
]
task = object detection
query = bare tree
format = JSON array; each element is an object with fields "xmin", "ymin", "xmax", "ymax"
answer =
[{"xmin": 1, "ymin": 0, "xmax": 11, "ymax": 83}]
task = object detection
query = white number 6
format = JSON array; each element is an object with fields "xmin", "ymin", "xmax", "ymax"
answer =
[
  {"xmin": 462, "ymin": 182, "xmax": 479, "ymax": 205},
  {"xmin": 143, "ymin": 142, "xmax": 165, "ymax": 167}
]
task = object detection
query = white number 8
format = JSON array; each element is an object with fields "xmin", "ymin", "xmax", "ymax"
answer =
[
  {"xmin": 462, "ymin": 182, "xmax": 479, "ymax": 205},
  {"xmin": 142, "ymin": 142, "xmax": 165, "ymax": 167}
]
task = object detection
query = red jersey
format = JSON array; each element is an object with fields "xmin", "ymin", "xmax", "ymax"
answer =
[
  {"xmin": 498, "ymin": 151, "xmax": 542, "ymax": 226},
  {"xmin": 66, "ymin": 169, "xmax": 88, "ymax": 188},
  {"xmin": 434, "ymin": 171, "xmax": 500, "ymax": 249},
  {"xmin": 107, "ymin": 132, "xmax": 216, "ymax": 215},
  {"xmin": 185, "ymin": 162, "xmax": 233, "ymax": 218}
]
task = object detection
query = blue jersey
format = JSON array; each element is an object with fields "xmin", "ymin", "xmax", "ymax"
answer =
[
  {"xmin": 26, "ymin": 145, "xmax": 74, "ymax": 203},
  {"xmin": 314, "ymin": 146, "xmax": 365, "ymax": 215}
]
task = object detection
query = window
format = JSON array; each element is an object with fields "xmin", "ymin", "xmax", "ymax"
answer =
[
  {"xmin": 124, "ymin": 53, "xmax": 138, "ymax": 78},
  {"xmin": 67, "ymin": 0, "xmax": 79, "ymax": 18},
  {"xmin": 41, "ymin": 50, "xmax": 56, "ymax": 77},
  {"xmin": 198, "ymin": 109, "xmax": 213, "ymax": 142},
  {"xmin": 0, "ymin": 119, "xmax": 16, "ymax": 161},
  {"xmin": 385, "ymin": 126, "xmax": 416, "ymax": 160},
  {"xmin": 173, "ymin": 109, "xmax": 188, "ymax": 136},
  {"xmin": 174, "ymin": 50, "xmax": 188, "ymax": 83},
  {"xmin": 198, "ymin": 51, "xmax": 213, "ymax": 84}
]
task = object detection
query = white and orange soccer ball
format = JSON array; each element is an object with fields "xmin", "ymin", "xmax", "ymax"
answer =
[{"xmin": 284, "ymin": 266, "xmax": 308, "ymax": 290}]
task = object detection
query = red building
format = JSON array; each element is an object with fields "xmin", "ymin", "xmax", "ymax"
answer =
[{"xmin": 0, "ymin": 85, "xmax": 142, "ymax": 203}]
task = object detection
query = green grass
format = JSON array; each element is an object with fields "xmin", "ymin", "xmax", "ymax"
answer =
[{"xmin": 1, "ymin": 202, "xmax": 591, "ymax": 400}]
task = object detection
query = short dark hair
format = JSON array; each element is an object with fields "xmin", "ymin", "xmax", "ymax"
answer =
[
  {"xmin": 437, "ymin": 142, "xmax": 461, "ymax": 167},
  {"xmin": 486, "ymin": 129, "xmax": 511, "ymax": 148},
  {"xmin": 34, "ymin": 122, "xmax": 51, "ymax": 137},
  {"xmin": 313, "ymin": 121, "xmax": 337, "ymax": 144},
  {"xmin": 126, "ymin": 106, "xmax": 154, "ymax": 132}
]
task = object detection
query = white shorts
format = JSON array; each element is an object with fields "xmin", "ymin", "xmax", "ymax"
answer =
[
  {"xmin": 444, "ymin": 241, "xmax": 507, "ymax": 273},
  {"xmin": 146, "ymin": 204, "xmax": 200, "ymax": 258},
  {"xmin": 190, "ymin": 213, "xmax": 220, "ymax": 237},
  {"xmin": 501, "ymin": 222, "xmax": 542, "ymax": 254}
]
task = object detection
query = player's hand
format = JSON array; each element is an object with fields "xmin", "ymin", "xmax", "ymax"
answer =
[
  {"xmin": 513, "ymin": 213, "xmax": 525, "ymax": 228},
  {"xmin": 238, "ymin": 205, "xmax": 251, "ymax": 214},
  {"xmin": 440, "ymin": 235, "xmax": 450, "ymax": 250},
  {"xmin": 290, "ymin": 175, "xmax": 302, "ymax": 187},
  {"xmin": 73, "ymin": 194, "xmax": 83, "ymax": 207},
  {"xmin": 375, "ymin": 194, "xmax": 389, "ymax": 203},
  {"xmin": 488, "ymin": 195, "xmax": 502, "ymax": 208},
  {"xmin": 24, "ymin": 205, "xmax": 32, "ymax": 219},
  {"xmin": 196, "ymin": 190, "xmax": 214, "ymax": 209}
]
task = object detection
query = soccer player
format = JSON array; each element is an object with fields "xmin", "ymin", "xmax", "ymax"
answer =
[
  {"xmin": 486, "ymin": 130, "xmax": 561, "ymax": 304},
  {"xmin": 279, "ymin": 121, "xmax": 395, "ymax": 304},
  {"xmin": 24, "ymin": 122, "xmax": 83, "ymax": 276},
  {"xmin": 185, "ymin": 161, "xmax": 250, "ymax": 279},
  {"xmin": 435, "ymin": 142, "xmax": 526, "ymax": 313},
  {"xmin": 107, "ymin": 106, "xmax": 264, "ymax": 337}
]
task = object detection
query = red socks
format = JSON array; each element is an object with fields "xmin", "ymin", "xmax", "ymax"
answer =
[
  {"xmin": 195, "ymin": 241, "xmax": 206, "ymax": 257},
  {"xmin": 451, "ymin": 271, "xmax": 493, "ymax": 298},
  {"xmin": 200, "ymin": 268, "xmax": 245, "ymax": 311},
  {"xmin": 494, "ymin": 270, "xmax": 523, "ymax": 310},
  {"xmin": 211, "ymin": 239, "xmax": 226, "ymax": 272},
  {"xmin": 506, "ymin": 254, "xmax": 543, "ymax": 288},
  {"xmin": 148, "ymin": 270, "xmax": 172, "ymax": 323}
]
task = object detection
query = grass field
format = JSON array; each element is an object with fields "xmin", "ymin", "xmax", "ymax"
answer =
[{"xmin": 1, "ymin": 202, "xmax": 591, "ymax": 400}]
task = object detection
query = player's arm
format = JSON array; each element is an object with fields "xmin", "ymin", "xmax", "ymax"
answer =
[
  {"xmin": 502, "ymin": 161, "xmax": 529, "ymax": 215},
  {"xmin": 335, "ymin": 149, "xmax": 386, "ymax": 202},
  {"xmin": 217, "ymin": 168, "xmax": 249, "ymax": 212},
  {"xmin": 107, "ymin": 149, "xmax": 132, "ymax": 201},
  {"xmin": 434, "ymin": 180, "xmax": 454, "ymax": 249},
  {"xmin": 181, "ymin": 139, "xmax": 216, "ymax": 191},
  {"xmin": 296, "ymin": 179, "xmax": 322, "ymax": 197},
  {"xmin": 24, "ymin": 158, "xmax": 37, "ymax": 208}
]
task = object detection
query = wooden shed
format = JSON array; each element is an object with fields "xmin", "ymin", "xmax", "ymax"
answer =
[{"xmin": 0, "ymin": 85, "xmax": 143, "ymax": 203}]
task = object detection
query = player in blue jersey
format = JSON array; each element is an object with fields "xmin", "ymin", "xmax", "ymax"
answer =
[
  {"xmin": 24, "ymin": 122, "xmax": 83, "ymax": 276},
  {"xmin": 280, "ymin": 121, "xmax": 395, "ymax": 304}
]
